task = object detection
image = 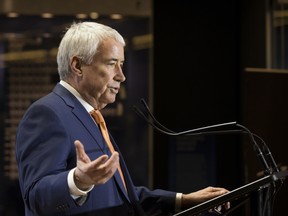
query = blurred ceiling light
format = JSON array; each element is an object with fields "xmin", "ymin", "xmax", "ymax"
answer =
[
  {"xmin": 110, "ymin": 14, "xmax": 123, "ymax": 19},
  {"xmin": 7, "ymin": 12, "xmax": 19, "ymax": 18},
  {"xmin": 90, "ymin": 12, "xmax": 99, "ymax": 19},
  {"xmin": 42, "ymin": 33, "xmax": 52, "ymax": 38},
  {"xmin": 76, "ymin": 13, "xmax": 88, "ymax": 19},
  {"xmin": 41, "ymin": 13, "xmax": 54, "ymax": 18}
]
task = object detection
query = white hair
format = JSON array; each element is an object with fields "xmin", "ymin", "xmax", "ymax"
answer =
[{"xmin": 57, "ymin": 21, "xmax": 125, "ymax": 80}]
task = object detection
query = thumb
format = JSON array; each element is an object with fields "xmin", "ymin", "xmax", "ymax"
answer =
[{"xmin": 74, "ymin": 140, "xmax": 91, "ymax": 163}]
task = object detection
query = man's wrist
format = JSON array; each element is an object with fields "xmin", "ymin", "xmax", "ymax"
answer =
[
  {"xmin": 68, "ymin": 168, "xmax": 94, "ymax": 196},
  {"xmin": 175, "ymin": 193, "xmax": 183, "ymax": 212}
]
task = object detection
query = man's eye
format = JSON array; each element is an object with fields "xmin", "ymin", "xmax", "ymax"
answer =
[{"xmin": 107, "ymin": 62, "xmax": 116, "ymax": 67}]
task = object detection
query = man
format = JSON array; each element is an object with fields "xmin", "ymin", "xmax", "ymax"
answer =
[{"xmin": 15, "ymin": 21, "xmax": 229, "ymax": 216}]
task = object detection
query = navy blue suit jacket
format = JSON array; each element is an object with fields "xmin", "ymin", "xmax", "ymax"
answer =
[{"xmin": 15, "ymin": 83, "xmax": 176, "ymax": 216}]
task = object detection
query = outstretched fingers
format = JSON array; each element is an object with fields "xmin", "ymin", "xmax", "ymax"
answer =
[
  {"xmin": 74, "ymin": 140, "xmax": 91, "ymax": 164},
  {"xmin": 90, "ymin": 152, "xmax": 119, "ymax": 184},
  {"xmin": 73, "ymin": 140, "xmax": 120, "ymax": 186}
]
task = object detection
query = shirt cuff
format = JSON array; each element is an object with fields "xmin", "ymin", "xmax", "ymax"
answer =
[
  {"xmin": 67, "ymin": 167, "xmax": 94, "ymax": 197},
  {"xmin": 175, "ymin": 193, "xmax": 183, "ymax": 212}
]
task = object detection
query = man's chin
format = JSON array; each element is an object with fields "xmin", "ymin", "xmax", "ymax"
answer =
[{"xmin": 107, "ymin": 96, "xmax": 116, "ymax": 104}]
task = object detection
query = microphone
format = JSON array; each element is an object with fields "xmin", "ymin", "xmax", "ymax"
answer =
[
  {"xmin": 252, "ymin": 133, "xmax": 280, "ymax": 173},
  {"xmin": 235, "ymin": 124, "xmax": 271, "ymax": 175},
  {"xmin": 133, "ymin": 98, "xmax": 272, "ymax": 175},
  {"xmin": 134, "ymin": 98, "xmax": 238, "ymax": 136}
]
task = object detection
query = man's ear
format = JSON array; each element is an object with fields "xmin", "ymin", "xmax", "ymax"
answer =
[{"xmin": 70, "ymin": 56, "xmax": 82, "ymax": 74}]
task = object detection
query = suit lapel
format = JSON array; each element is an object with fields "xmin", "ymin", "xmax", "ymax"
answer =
[
  {"xmin": 110, "ymin": 136, "xmax": 132, "ymax": 201},
  {"xmin": 53, "ymin": 84, "xmax": 106, "ymax": 153},
  {"xmin": 53, "ymin": 84, "xmax": 130, "ymax": 201}
]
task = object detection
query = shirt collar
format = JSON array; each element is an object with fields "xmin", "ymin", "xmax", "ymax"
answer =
[{"xmin": 59, "ymin": 80, "xmax": 94, "ymax": 113}]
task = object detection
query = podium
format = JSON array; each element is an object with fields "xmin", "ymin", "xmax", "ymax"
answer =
[{"xmin": 173, "ymin": 170, "xmax": 288, "ymax": 216}]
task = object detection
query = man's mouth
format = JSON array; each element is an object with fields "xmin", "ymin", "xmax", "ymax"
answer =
[{"xmin": 108, "ymin": 87, "xmax": 119, "ymax": 94}]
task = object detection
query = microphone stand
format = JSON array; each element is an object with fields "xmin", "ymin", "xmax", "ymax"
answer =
[
  {"xmin": 134, "ymin": 98, "xmax": 271, "ymax": 174},
  {"xmin": 133, "ymin": 98, "xmax": 285, "ymax": 216}
]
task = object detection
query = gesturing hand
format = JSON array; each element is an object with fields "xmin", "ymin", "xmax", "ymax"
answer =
[{"xmin": 73, "ymin": 140, "xmax": 119, "ymax": 190}]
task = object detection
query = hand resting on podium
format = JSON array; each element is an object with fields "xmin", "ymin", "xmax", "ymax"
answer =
[{"xmin": 181, "ymin": 186, "xmax": 230, "ymax": 214}]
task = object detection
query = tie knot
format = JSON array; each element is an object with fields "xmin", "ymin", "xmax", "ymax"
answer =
[{"xmin": 90, "ymin": 109, "xmax": 104, "ymax": 124}]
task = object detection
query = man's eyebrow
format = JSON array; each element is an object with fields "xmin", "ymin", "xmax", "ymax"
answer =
[{"xmin": 109, "ymin": 58, "xmax": 124, "ymax": 62}]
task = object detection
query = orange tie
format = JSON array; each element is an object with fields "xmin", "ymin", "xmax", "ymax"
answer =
[{"xmin": 90, "ymin": 109, "xmax": 127, "ymax": 190}]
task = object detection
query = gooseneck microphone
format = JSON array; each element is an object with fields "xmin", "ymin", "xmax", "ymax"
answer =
[
  {"xmin": 133, "ymin": 98, "xmax": 278, "ymax": 175},
  {"xmin": 252, "ymin": 133, "xmax": 280, "ymax": 173},
  {"xmin": 235, "ymin": 123, "xmax": 271, "ymax": 175},
  {"xmin": 134, "ymin": 98, "xmax": 239, "ymax": 136}
]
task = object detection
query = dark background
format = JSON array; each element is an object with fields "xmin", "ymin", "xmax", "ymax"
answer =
[{"xmin": 152, "ymin": 0, "xmax": 288, "ymax": 215}]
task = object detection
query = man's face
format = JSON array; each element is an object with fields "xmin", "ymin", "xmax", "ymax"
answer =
[{"xmin": 78, "ymin": 38, "xmax": 126, "ymax": 109}]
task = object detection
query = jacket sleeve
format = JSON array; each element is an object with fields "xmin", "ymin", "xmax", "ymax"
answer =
[
  {"xmin": 15, "ymin": 104, "xmax": 79, "ymax": 215},
  {"xmin": 135, "ymin": 186, "xmax": 177, "ymax": 215}
]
